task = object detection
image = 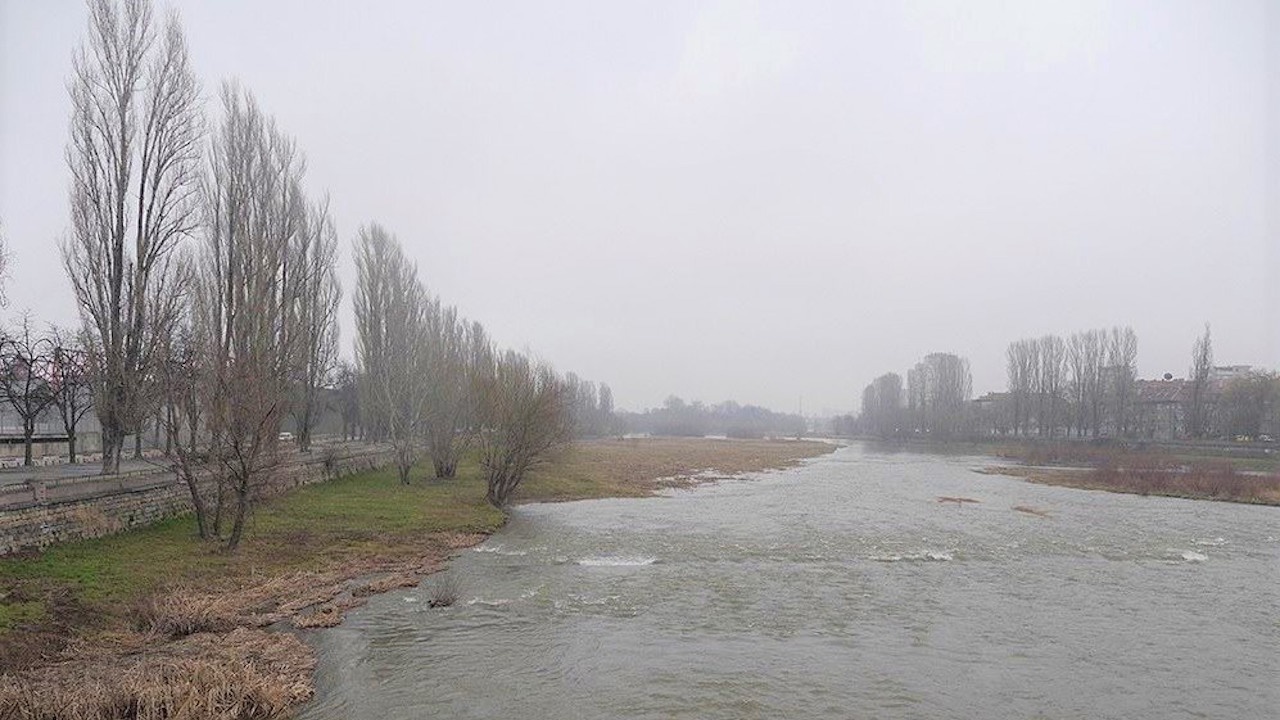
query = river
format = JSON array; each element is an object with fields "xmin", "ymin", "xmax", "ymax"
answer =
[{"xmin": 299, "ymin": 443, "xmax": 1278, "ymax": 719}]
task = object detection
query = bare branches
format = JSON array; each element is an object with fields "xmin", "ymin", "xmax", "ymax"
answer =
[
  {"xmin": 860, "ymin": 373, "xmax": 903, "ymax": 439},
  {"xmin": 1186, "ymin": 324, "xmax": 1214, "ymax": 439},
  {"xmin": 907, "ymin": 352, "xmax": 971, "ymax": 438},
  {"xmin": 0, "ymin": 218, "xmax": 9, "ymax": 306},
  {"xmin": 63, "ymin": 0, "xmax": 202, "ymax": 473},
  {"xmin": 290, "ymin": 198, "xmax": 341, "ymax": 452},
  {"xmin": 353, "ymin": 224, "xmax": 430, "ymax": 484},
  {"xmin": 477, "ymin": 351, "xmax": 573, "ymax": 506},
  {"xmin": 0, "ymin": 317, "xmax": 57, "ymax": 466},
  {"xmin": 195, "ymin": 82, "xmax": 309, "ymax": 550},
  {"xmin": 45, "ymin": 327, "xmax": 95, "ymax": 464}
]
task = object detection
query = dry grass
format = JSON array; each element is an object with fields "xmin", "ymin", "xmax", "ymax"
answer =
[
  {"xmin": 980, "ymin": 463, "xmax": 1280, "ymax": 506},
  {"xmin": 351, "ymin": 572, "xmax": 420, "ymax": 598},
  {"xmin": 519, "ymin": 437, "xmax": 836, "ymax": 502},
  {"xmin": 1012, "ymin": 505, "xmax": 1052, "ymax": 518},
  {"xmin": 936, "ymin": 496, "xmax": 980, "ymax": 505},
  {"xmin": 133, "ymin": 591, "xmax": 241, "ymax": 638},
  {"xmin": 426, "ymin": 574, "xmax": 461, "ymax": 608},
  {"xmin": 1088, "ymin": 459, "xmax": 1280, "ymax": 504},
  {"xmin": 992, "ymin": 440, "xmax": 1279, "ymax": 474},
  {"xmin": 0, "ymin": 628, "xmax": 313, "ymax": 720}
]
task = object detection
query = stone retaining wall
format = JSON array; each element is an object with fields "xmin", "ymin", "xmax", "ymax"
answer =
[{"xmin": 0, "ymin": 443, "xmax": 393, "ymax": 556}]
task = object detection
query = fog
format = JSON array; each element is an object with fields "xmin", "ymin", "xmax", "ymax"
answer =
[{"xmin": 2, "ymin": 0, "xmax": 1276, "ymax": 413}]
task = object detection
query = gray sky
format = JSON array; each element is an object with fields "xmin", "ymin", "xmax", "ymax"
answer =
[{"xmin": 2, "ymin": 0, "xmax": 1277, "ymax": 413}]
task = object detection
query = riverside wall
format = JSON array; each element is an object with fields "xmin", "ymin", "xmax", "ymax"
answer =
[{"xmin": 0, "ymin": 443, "xmax": 393, "ymax": 556}]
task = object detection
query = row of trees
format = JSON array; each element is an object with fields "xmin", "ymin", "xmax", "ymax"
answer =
[
  {"xmin": 1005, "ymin": 326, "xmax": 1137, "ymax": 438},
  {"xmin": 0, "ymin": 320, "xmax": 94, "ymax": 465},
  {"xmin": 620, "ymin": 396, "xmax": 805, "ymax": 438},
  {"xmin": 45, "ymin": 0, "xmax": 607, "ymax": 548},
  {"xmin": 858, "ymin": 352, "xmax": 973, "ymax": 439},
  {"xmin": 856, "ymin": 324, "xmax": 1280, "ymax": 443},
  {"xmin": 353, "ymin": 226, "xmax": 604, "ymax": 505}
]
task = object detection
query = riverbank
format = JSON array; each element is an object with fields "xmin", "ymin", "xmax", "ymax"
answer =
[
  {"xmin": 978, "ymin": 463, "xmax": 1280, "ymax": 506},
  {"xmin": 0, "ymin": 437, "xmax": 833, "ymax": 719}
]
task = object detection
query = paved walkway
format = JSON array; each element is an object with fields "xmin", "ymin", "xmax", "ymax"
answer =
[{"xmin": 0, "ymin": 459, "xmax": 163, "ymax": 487}]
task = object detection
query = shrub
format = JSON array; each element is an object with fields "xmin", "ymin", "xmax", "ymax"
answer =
[{"xmin": 426, "ymin": 574, "xmax": 460, "ymax": 608}]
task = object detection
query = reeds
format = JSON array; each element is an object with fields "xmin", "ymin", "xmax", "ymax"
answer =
[
  {"xmin": 1089, "ymin": 459, "xmax": 1280, "ymax": 504},
  {"xmin": 0, "ymin": 629, "xmax": 313, "ymax": 720}
]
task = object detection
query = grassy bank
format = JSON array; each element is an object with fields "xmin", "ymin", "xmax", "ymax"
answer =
[{"xmin": 1, "ymin": 437, "xmax": 833, "ymax": 718}]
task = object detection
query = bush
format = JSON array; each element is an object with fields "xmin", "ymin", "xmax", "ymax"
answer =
[{"xmin": 426, "ymin": 574, "xmax": 460, "ymax": 608}]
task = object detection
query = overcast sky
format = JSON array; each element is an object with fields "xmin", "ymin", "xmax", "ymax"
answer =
[{"xmin": 1, "ymin": 0, "xmax": 1277, "ymax": 413}]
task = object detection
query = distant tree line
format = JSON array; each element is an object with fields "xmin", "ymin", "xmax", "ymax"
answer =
[
  {"xmin": 619, "ymin": 396, "xmax": 805, "ymax": 439},
  {"xmin": 854, "ymin": 324, "xmax": 1280, "ymax": 443}
]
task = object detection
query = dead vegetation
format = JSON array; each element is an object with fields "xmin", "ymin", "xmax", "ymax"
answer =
[
  {"xmin": 133, "ymin": 591, "xmax": 241, "ymax": 638},
  {"xmin": 426, "ymin": 574, "xmax": 461, "ymax": 608},
  {"xmin": 979, "ymin": 460, "xmax": 1280, "ymax": 506},
  {"xmin": 1012, "ymin": 505, "xmax": 1052, "ymax": 518},
  {"xmin": 519, "ymin": 437, "xmax": 837, "ymax": 501},
  {"xmin": 0, "ymin": 542, "xmax": 481, "ymax": 719},
  {"xmin": 0, "ymin": 629, "xmax": 313, "ymax": 720},
  {"xmin": 936, "ymin": 496, "xmax": 981, "ymax": 505}
]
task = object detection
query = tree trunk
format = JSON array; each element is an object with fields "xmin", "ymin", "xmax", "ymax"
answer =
[
  {"xmin": 102, "ymin": 429, "xmax": 121, "ymax": 474},
  {"xmin": 184, "ymin": 469, "xmax": 210, "ymax": 541},
  {"xmin": 299, "ymin": 409, "xmax": 312, "ymax": 453},
  {"xmin": 68, "ymin": 431, "xmax": 78, "ymax": 464},
  {"xmin": 22, "ymin": 421, "xmax": 34, "ymax": 467},
  {"xmin": 133, "ymin": 431, "xmax": 143, "ymax": 459},
  {"xmin": 225, "ymin": 481, "xmax": 250, "ymax": 551}
]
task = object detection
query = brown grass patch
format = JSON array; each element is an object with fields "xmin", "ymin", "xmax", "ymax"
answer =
[
  {"xmin": 352, "ymin": 572, "xmax": 420, "ymax": 598},
  {"xmin": 979, "ymin": 463, "xmax": 1280, "ymax": 506},
  {"xmin": 519, "ymin": 437, "xmax": 837, "ymax": 502},
  {"xmin": 1012, "ymin": 505, "xmax": 1052, "ymax": 518},
  {"xmin": 292, "ymin": 596, "xmax": 367, "ymax": 630},
  {"xmin": 0, "ymin": 628, "xmax": 313, "ymax": 720},
  {"xmin": 133, "ymin": 591, "xmax": 241, "ymax": 638},
  {"xmin": 936, "ymin": 496, "xmax": 980, "ymax": 505}
]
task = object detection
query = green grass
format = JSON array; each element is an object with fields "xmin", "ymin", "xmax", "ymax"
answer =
[
  {"xmin": 0, "ymin": 601, "xmax": 45, "ymax": 631},
  {"xmin": 0, "ymin": 460, "xmax": 504, "ymax": 642}
]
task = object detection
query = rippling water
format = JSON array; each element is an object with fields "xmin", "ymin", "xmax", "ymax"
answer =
[{"xmin": 299, "ymin": 444, "xmax": 1279, "ymax": 719}]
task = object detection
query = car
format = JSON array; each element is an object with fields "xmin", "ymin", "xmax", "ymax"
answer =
[{"xmin": 278, "ymin": 432, "xmax": 294, "ymax": 442}]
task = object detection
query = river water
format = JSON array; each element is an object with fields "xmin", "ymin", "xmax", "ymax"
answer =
[{"xmin": 299, "ymin": 443, "xmax": 1278, "ymax": 719}]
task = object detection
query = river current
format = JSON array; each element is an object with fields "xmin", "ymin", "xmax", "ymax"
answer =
[{"xmin": 300, "ymin": 443, "xmax": 1278, "ymax": 719}]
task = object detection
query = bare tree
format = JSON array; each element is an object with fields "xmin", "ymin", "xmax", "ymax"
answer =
[
  {"xmin": 46, "ymin": 327, "xmax": 95, "ymax": 464},
  {"xmin": 333, "ymin": 360, "xmax": 361, "ymax": 441},
  {"xmin": 0, "ymin": 218, "xmax": 9, "ymax": 306},
  {"xmin": 861, "ymin": 372, "xmax": 903, "ymax": 439},
  {"xmin": 157, "ymin": 317, "xmax": 214, "ymax": 540},
  {"xmin": 1036, "ymin": 335, "xmax": 1066, "ymax": 437},
  {"xmin": 1005, "ymin": 339, "xmax": 1037, "ymax": 436},
  {"xmin": 909, "ymin": 352, "xmax": 971, "ymax": 438},
  {"xmin": 1218, "ymin": 371, "xmax": 1280, "ymax": 439},
  {"xmin": 477, "ymin": 350, "xmax": 572, "ymax": 506},
  {"xmin": 290, "ymin": 199, "xmax": 341, "ymax": 452},
  {"xmin": 198, "ymin": 83, "xmax": 307, "ymax": 550},
  {"xmin": 1186, "ymin": 324, "xmax": 1214, "ymax": 439},
  {"xmin": 597, "ymin": 382, "xmax": 616, "ymax": 436},
  {"xmin": 423, "ymin": 303, "xmax": 474, "ymax": 478},
  {"xmin": 354, "ymin": 224, "xmax": 430, "ymax": 484},
  {"xmin": 1105, "ymin": 326, "xmax": 1138, "ymax": 437},
  {"xmin": 62, "ymin": 0, "xmax": 202, "ymax": 474},
  {"xmin": 0, "ymin": 317, "xmax": 56, "ymax": 466}
]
